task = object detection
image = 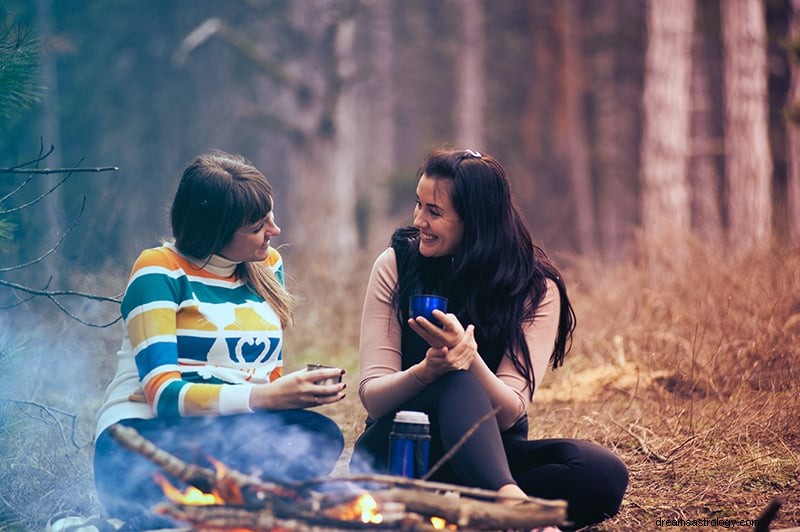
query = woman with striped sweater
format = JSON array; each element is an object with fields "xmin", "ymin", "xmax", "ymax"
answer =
[{"xmin": 93, "ymin": 151, "xmax": 345, "ymax": 528}]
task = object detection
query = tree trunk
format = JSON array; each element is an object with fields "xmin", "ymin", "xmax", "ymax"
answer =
[
  {"xmin": 556, "ymin": 0, "xmax": 596, "ymax": 256},
  {"xmin": 364, "ymin": 0, "xmax": 400, "ymax": 253},
  {"xmin": 640, "ymin": 0, "xmax": 695, "ymax": 249},
  {"xmin": 688, "ymin": 0, "xmax": 724, "ymax": 246},
  {"xmin": 721, "ymin": 0, "xmax": 773, "ymax": 254},
  {"xmin": 591, "ymin": 0, "xmax": 643, "ymax": 261},
  {"xmin": 454, "ymin": 0, "xmax": 486, "ymax": 150},
  {"xmin": 787, "ymin": 0, "xmax": 800, "ymax": 245},
  {"xmin": 35, "ymin": 0, "xmax": 62, "ymax": 279},
  {"xmin": 283, "ymin": 8, "xmax": 359, "ymax": 274}
]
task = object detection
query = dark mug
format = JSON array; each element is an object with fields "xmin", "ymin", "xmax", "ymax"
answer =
[
  {"xmin": 408, "ymin": 294, "xmax": 448, "ymax": 325},
  {"xmin": 306, "ymin": 364, "xmax": 343, "ymax": 386}
]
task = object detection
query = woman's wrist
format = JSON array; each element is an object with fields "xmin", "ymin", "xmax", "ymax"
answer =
[
  {"xmin": 248, "ymin": 385, "xmax": 274, "ymax": 410},
  {"xmin": 411, "ymin": 362, "xmax": 434, "ymax": 385}
]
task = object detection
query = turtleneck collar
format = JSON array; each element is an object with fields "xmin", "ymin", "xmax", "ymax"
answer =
[{"xmin": 164, "ymin": 242, "xmax": 240, "ymax": 278}]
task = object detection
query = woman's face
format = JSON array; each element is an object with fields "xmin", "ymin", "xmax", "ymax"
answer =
[
  {"xmin": 218, "ymin": 210, "xmax": 280, "ymax": 262},
  {"xmin": 413, "ymin": 174, "xmax": 464, "ymax": 257}
]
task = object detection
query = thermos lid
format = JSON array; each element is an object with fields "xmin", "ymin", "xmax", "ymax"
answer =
[{"xmin": 394, "ymin": 410, "xmax": 430, "ymax": 425}]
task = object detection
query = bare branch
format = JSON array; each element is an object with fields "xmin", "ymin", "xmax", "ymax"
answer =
[
  {"xmin": 0, "ymin": 197, "xmax": 86, "ymax": 272},
  {"xmin": 0, "ymin": 174, "xmax": 34, "ymax": 203},
  {"xmin": 45, "ymin": 294, "xmax": 122, "ymax": 328},
  {"xmin": 0, "ymin": 166, "xmax": 119, "ymax": 174},
  {"xmin": 5, "ymin": 141, "xmax": 55, "ymax": 171},
  {"xmin": 0, "ymin": 278, "xmax": 122, "ymax": 304},
  {"xmin": 0, "ymin": 292, "xmax": 36, "ymax": 309},
  {"xmin": 0, "ymin": 398, "xmax": 84, "ymax": 449},
  {"xmin": 0, "ymin": 166, "xmax": 73, "ymax": 215},
  {"xmin": 0, "ymin": 142, "xmax": 53, "ymax": 202},
  {"xmin": 174, "ymin": 17, "xmax": 293, "ymax": 87}
]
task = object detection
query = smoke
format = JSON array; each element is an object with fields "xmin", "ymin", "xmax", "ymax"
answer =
[{"xmin": 0, "ymin": 298, "xmax": 122, "ymax": 529}]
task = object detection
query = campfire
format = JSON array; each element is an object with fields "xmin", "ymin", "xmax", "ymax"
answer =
[{"xmin": 109, "ymin": 424, "xmax": 567, "ymax": 531}]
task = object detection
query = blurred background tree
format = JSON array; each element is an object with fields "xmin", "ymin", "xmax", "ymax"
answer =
[{"xmin": 1, "ymin": 0, "xmax": 795, "ymax": 279}]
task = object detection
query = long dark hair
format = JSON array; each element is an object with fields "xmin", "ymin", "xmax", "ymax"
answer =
[
  {"xmin": 393, "ymin": 148, "xmax": 575, "ymax": 397},
  {"xmin": 170, "ymin": 151, "xmax": 294, "ymax": 327}
]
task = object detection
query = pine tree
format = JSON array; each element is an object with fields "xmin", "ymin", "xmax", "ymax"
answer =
[{"xmin": 0, "ymin": 17, "xmax": 40, "ymax": 129}]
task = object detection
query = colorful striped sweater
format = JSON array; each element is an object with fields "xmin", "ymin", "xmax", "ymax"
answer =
[{"xmin": 95, "ymin": 243, "xmax": 285, "ymax": 436}]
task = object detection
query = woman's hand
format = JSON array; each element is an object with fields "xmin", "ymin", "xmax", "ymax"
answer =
[
  {"xmin": 408, "ymin": 310, "xmax": 465, "ymax": 349},
  {"xmin": 249, "ymin": 367, "xmax": 346, "ymax": 410},
  {"xmin": 414, "ymin": 325, "xmax": 477, "ymax": 384}
]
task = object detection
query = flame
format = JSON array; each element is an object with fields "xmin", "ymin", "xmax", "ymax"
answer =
[
  {"xmin": 430, "ymin": 516, "xmax": 457, "ymax": 529},
  {"xmin": 336, "ymin": 493, "xmax": 383, "ymax": 524},
  {"xmin": 154, "ymin": 473, "xmax": 224, "ymax": 505}
]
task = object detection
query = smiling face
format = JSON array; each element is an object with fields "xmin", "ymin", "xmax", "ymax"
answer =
[
  {"xmin": 218, "ymin": 210, "xmax": 281, "ymax": 263},
  {"xmin": 413, "ymin": 174, "xmax": 464, "ymax": 258}
]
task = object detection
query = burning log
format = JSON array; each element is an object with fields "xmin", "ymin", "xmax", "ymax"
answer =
[
  {"xmin": 107, "ymin": 424, "xmax": 305, "ymax": 505},
  {"xmin": 108, "ymin": 423, "xmax": 568, "ymax": 531}
]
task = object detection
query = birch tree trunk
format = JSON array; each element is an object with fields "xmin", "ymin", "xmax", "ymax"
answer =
[
  {"xmin": 591, "ymin": 0, "xmax": 643, "ymax": 261},
  {"xmin": 721, "ymin": 0, "xmax": 773, "ymax": 254},
  {"xmin": 640, "ymin": 0, "xmax": 694, "ymax": 250},
  {"xmin": 454, "ymin": 0, "xmax": 486, "ymax": 150},
  {"xmin": 688, "ymin": 0, "xmax": 724, "ymax": 246},
  {"xmin": 787, "ymin": 0, "xmax": 800, "ymax": 245},
  {"xmin": 557, "ymin": 0, "xmax": 595, "ymax": 256}
]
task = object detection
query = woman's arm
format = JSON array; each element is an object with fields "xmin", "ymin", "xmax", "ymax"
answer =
[
  {"xmin": 358, "ymin": 249, "xmax": 429, "ymax": 420},
  {"xmin": 467, "ymin": 278, "xmax": 561, "ymax": 430}
]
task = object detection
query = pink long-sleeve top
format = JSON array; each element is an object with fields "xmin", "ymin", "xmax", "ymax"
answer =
[{"xmin": 358, "ymin": 248, "xmax": 561, "ymax": 431}]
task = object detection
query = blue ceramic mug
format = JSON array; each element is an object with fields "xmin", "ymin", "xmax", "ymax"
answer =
[{"xmin": 409, "ymin": 294, "xmax": 448, "ymax": 325}]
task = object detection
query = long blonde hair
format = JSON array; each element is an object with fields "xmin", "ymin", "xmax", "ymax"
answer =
[{"xmin": 170, "ymin": 151, "xmax": 294, "ymax": 328}]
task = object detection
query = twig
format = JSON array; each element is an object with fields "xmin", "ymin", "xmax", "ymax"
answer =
[
  {"xmin": 0, "ymin": 278, "xmax": 122, "ymax": 303},
  {"xmin": 302, "ymin": 473, "xmax": 527, "ymax": 503},
  {"xmin": 610, "ymin": 418, "xmax": 668, "ymax": 463},
  {"xmin": 0, "ymin": 398, "xmax": 83, "ymax": 449},
  {"xmin": 0, "ymin": 170, "xmax": 73, "ymax": 215},
  {"xmin": 0, "ymin": 197, "xmax": 86, "ymax": 272},
  {"xmin": 5, "ymin": 142, "xmax": 55, "ymax": 171},
  {"xmin": 46, "ymin": 294, "xmax": 123, "ymax": 328},
  {"xmin": 0, "ymin": 277, "xmax": 122, "ymax": 327},
  {"xmin": 422, "ymin": 405, "xmax": 502, "ymax": 480},
  {"xmin": 0, "ymin": 173, "xmax": 34, "ymax": 203},
  {"xmin": 0, "ymin": 166, "xmax": 119, "ymax": 174}
]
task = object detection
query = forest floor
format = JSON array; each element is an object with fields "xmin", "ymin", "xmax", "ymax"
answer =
[{"xmin": 1, "ymin": 241, "xmax": 798, "ymax": 531}]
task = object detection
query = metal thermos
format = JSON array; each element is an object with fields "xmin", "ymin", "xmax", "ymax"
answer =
[{"xmin": 388, "ymin": 410, "xmax": 431, "ymax": 478}]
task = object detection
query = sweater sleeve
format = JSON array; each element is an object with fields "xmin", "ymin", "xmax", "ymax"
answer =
[
  {"xmin": 358, "ymin": 248, "xmax": 428, "ymax": 419},
  {"xmin": 122, "ymin": 248, "xmax": 258, "ymax": 418}
]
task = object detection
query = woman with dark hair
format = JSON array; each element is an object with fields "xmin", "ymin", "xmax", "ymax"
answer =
[
  {"xmin": 93, "ymin": 151, "xmax": 345, "ymax": 528},
  {"xmin": 352, "ymin": 148, "xmax": 628, "ymax": 530}
]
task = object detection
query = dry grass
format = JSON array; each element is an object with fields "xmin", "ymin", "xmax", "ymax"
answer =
[{"xmin": 1, "ymin": 240, "xmax": 798, "ymax": 531}]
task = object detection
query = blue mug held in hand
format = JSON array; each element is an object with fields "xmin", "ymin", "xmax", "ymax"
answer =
[{"xmin": 409, "ymin": 294, "xmax": 448, "ymax": 325}]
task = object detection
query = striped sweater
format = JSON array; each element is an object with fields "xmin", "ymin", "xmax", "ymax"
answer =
[{"xmin": 95, "ymin": 243, "xmax": 285, "ymax": 436}]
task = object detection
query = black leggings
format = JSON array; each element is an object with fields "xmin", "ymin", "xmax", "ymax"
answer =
[
  {"xmin": 352, "ymin": 371, "xmax": 628, "ymax": 529},
  {"xmin": 94, "ymin": 410, "xmax": 343, "ymax": 529}
]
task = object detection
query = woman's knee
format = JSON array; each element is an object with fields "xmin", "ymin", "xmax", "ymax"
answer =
[{"xmin": 433, "ymin": 370, "xmax": 489, "ymax": 409}]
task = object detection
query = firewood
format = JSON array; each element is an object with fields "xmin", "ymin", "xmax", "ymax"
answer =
[
  {"xmin": 110, "ymin": 424, "xmax": 568, "ymax": 530},
  {"xmin": 107, "ymin": 424, "xmax": 303, "ymax": 505},
  {"xmin": 373, "ymin": 488, "xmax": 566, "ymax": 529}
]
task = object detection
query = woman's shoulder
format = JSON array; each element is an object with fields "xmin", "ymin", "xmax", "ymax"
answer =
[{"xmin": 132, "ymin": 244, "xmax": 185, "ymax": 271}]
